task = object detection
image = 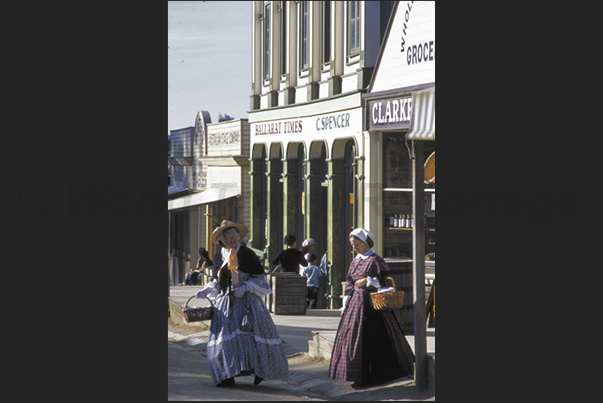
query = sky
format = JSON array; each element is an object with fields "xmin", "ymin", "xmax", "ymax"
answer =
[{"xmin": 168, "ymin": 1, "xmax": 252, "ymax": 134}]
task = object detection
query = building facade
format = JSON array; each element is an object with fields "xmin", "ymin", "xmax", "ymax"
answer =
[
  {"xmin": 364, "ymin": 2, "xmax": 435, "ymax": 386},
  {"xmin": 168, "ymin": 112, "xmax": 251, "ymax": 285},
  {"xmin": 248, "ymin": 1, "xmax": 396, "ymax": 308},
  {"xmin": 364, "ymin": 1, "xmax": 435, "ymax": 334}
]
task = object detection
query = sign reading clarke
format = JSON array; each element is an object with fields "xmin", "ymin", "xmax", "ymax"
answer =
[{"xmin": 368, "ymin": 97, "xmax": 412, "ymax": 130}]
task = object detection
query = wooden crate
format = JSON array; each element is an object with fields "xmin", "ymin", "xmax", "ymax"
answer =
[{"xmin": 269, "ymin": 273, "xmax": 307, "ymax": 315}]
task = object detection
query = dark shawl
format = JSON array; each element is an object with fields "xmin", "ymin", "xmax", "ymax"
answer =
[{"xmin": 217, "ymin": 244, "xmax": 266, "ymax": 294}]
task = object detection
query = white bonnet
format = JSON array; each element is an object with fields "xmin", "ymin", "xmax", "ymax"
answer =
[
  {"xmin": 349, "ymin": 228, "xmax": 374, "ymax": 243},
  {"xmin": 302, "ymin": 238, "xmax": 315, "ymax": 247}
]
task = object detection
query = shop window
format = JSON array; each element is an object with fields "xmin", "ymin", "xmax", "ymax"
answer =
[
  {"xmin": 381, "ymin": 133, "xmax": 435, "ymax": 261},
  {"xmin": 383, "ymin": 133, "xmax": 412, "ymax": 189}
]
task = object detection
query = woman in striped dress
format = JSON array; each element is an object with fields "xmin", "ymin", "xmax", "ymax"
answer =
[
  {"xmin": 329, "ymin": 228, "xmax": 415, "ymax": 388},
  {"xmin": 194, "ymin": 220, "xmax": 289, "ymax": 387}
]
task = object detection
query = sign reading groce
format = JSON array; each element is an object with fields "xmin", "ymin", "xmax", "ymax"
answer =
[{"xmin": 368, "ymin": 96, "xmax": 412, "ymax": 131}]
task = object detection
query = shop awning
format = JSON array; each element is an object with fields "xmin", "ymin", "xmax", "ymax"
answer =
[
  {"xmin": 167, "ymin": 188, "xmax": 240, "ymax": 211},
  {"xmin": 407, "ymin": 87, "xmax": 435, "ymax": 141},
  {"xmin": 168, "ymin": 186, "xmax": 189, "ymax": 195}
]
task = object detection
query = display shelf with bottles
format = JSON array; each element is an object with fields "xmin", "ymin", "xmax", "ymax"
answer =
[
  {"xmin": 382, "ymin": 190, "xmax": 435, "ymax": 260},
  {"xmin": 381, "ymin": 133, "xmax": 435, "ymax": 261}
]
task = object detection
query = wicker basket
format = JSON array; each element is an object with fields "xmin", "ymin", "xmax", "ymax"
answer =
[
  {"xmin": 370, "ymin": 277, "xmax": 405, "ymax": 311},
  {"xmin": 182, "ymin": 295, "xmax": 214, "ymax": 322}
]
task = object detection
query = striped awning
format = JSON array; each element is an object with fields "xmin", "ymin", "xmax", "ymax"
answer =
[{"xmin": 407, "ymin": 87, "xmax": 435, "ymax": 141}]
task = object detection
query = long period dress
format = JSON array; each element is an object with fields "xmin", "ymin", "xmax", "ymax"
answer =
[
  {"xmin": 329, "ymin": 250, "xmax": 415, "ymax": 386},
  {"xmin": 202, "ymin": 244, "xmax": 289, "ymax": 384}
]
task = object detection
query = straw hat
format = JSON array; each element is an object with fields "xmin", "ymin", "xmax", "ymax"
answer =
[{"xmin": 210, "ymin": 220, "xmax": 249, "ymax": 245}]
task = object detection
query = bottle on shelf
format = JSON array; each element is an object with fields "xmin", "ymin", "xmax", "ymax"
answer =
[
  {"xmin": 390, "ymin": 214, "xmax": 395, "ymax": 227},
  {"xmin": 393, "ymin": 214, "xmax": 398, "ymax": 228},
  {"xmin": 397, "ymin": 213, "xmax": 403, "ymax": 228},
  {"xmin": 409, "ymin": 214, "xmax": 413, "ymax": 228}
]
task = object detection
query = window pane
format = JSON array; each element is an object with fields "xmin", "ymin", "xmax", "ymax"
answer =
[
  {"xmin": 264, "ymin": 4, "xmax": 271, "ymax": 79},
  {"xmin": 351, "ymin": 20, "xmax": 356, "ymax": 51},
  {"xmin": 349, "ymin": 1, "xmax": 360, "ymax": 54},
  {"xmin": 281, "ymin": 5, "xmax": 287, "ymax": 74},
  {"xmin": 302, "ymin": 1, "xmax": 309, "ymax": 68},
  {"xmin": 323, "ymin": 2, "xmax": 330, "ymax": 63}
]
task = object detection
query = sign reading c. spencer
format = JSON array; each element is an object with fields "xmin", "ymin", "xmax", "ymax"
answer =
[{"xmin": 251, "ymin": 108, "xmax": 361, "ymax": 138}]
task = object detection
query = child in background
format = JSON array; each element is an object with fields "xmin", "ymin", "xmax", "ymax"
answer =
[
  {"xmin": 299, "ymin": 238, "xmax": 316, "ymax": 275},
  {"xmin": 300, "ymin": 253, "xmax": 321, "ymax": 309}
]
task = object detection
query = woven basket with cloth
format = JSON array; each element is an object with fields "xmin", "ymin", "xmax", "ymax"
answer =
[{"xmin": 370, "ymin": 276, "xmax": 405, "ymax": 311}]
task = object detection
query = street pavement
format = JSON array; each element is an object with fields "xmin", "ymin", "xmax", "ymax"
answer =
[
  {"xmin": 168, "ymin": 341, "xmax": 328, "ymax": 401},
  {"xmin": 168, "ymin": 285, "xmax": 435, "ymax": 401}
]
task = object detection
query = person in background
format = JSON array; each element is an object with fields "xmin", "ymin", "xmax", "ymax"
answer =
[
  {"xmin": 184, "ymin": 267, "xmax": 199, "ymax": 286},
  {"xmin": 299, "ymin": 238, "xmax": 316, "ymax": 274},
  {"xmin": 300, "ymin": 252, "xmax": 321, "ymax": 309},
  {"xmin": 329, "ymin": 228, "xmax": 415, "ymax": 388},
  {"xmin": 272, "ymin": 234, "xmax": 307, "ymax": 273},
  {"xmin": 185, "ymin": 247, "xmax": 213, "ymax": 285}
]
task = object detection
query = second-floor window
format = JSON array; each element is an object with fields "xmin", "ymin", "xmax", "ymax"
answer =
[
  {"xmin": 263, "ymin": 3, "xmax": 271, "ymax": 80},
  {"xmin": 348, "ymin": 1, "xmax": 360, "ymax": 56},
  {"xmin": 321, "ymin": 1, "xmax": 331, "ymax": 65},
  {"xmin": 301, "ymin": 1, "xmax": 310, "ymax": 69},
  {"xmin": 280, "ymin": 2, "xmax": 287, "ymax": 75}
]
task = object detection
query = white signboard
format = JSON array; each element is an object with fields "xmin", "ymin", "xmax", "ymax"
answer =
[
  {"xmin": 250, "ymin": 107, "xmax": 362, "ymax": 142},
  {"xmin": 371, "ymin": 1, "xmax": 435, "ymax": 92},
  {"xmin": 207, "ymin": 121, "xmax": 242, "ymax": 156}
]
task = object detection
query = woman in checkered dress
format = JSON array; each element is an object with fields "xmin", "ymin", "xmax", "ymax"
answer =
[{"xmin": 329, "ymin": 228, "xmax": 415, "ymax": 388}]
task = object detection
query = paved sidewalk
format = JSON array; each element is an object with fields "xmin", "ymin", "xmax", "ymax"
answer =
[{"xmin": 168, "ymin": 285, "xmax": 435, "ymax": 400}]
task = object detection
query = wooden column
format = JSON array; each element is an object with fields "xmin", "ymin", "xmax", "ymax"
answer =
[
  {"xmin": 266, "ymin": 157, "xmax": 283, "ymax": 269},
  {"xmin": 327, "ymin": 158, "xmax": 345, "ymax": 310},
  {"xmin": 249, "ymin": 158, "xmax": 264, "ymax": 250},
  {"xmin": 412, "ymin": 139, "xmax": 428, "ymax": 391},
  {"xmin": 282, "ymin": 158, "xmax": 299, "ymax": 240}
]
